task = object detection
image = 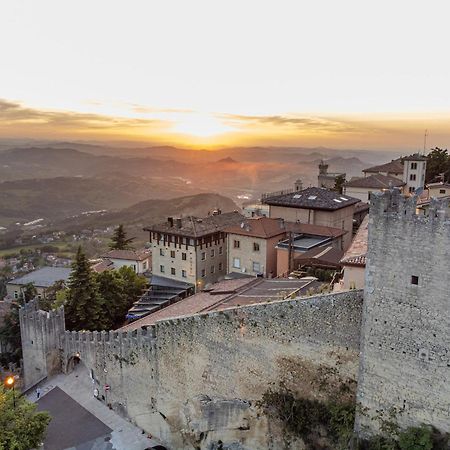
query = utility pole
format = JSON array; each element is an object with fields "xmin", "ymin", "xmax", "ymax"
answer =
[{"xmin": 423, "ymin": 129, "xmax": 428, "ymax": 154}]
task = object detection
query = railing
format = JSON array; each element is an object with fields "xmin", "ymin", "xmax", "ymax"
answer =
[{"xmin": 261, "ymin": 188, "xmax": 295, "ymax": 201}]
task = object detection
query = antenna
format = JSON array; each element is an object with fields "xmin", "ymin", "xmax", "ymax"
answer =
[{"xmin": 423, "ymin": 129, "xmax": 428, "ymax": 154}]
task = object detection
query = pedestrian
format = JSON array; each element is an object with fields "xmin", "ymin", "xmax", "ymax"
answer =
[{"xmin": 36, "ymin": 387, "xmax": 41, "ymax": 399}]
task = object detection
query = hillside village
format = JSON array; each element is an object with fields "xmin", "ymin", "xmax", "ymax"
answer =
[{"xmin": 2, "ymin": 149, "xmax": 450, "ymax": 449}]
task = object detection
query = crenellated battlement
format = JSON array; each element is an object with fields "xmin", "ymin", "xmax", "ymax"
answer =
[{"xmin": 370, "ymin": 189, "xmax": 450, "ymax": 224}]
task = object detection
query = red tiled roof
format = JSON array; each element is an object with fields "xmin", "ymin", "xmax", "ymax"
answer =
[
  {"xmin": 363, "ymin": 159, "xmax": 404, "ymax": 174},
  {"xmin": 340, "ymin": 215, "xmax": 368, "ymax": 267},
  {"xmin": 345, "ymin": 174, "xmax": 404, "ymax": 189},
  {"xmin": 224, "ymin": 217, "xmax": 286, "ymax": 239},
  {"xmin": 103, "ymin": 248, "xmax": 151, "ymax": 261}
]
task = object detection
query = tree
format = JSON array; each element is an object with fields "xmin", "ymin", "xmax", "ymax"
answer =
[
  {"xmin": 109, "ymin": 224, "xmax": 135, "ymax": 250},
  {"xmin": 425, "ymin": 147, "xmax": 450, "ymax": 183},
  {"xmin": 0, "ymin": 385, "xmax": 50, "ymax": 450},
  {"xmin": 334, "ymin": 175, "xmax": 346, "ymax": 195},
  {"xmin": 20, "ymin": 283, "xmax": 37, "ymax": 304},
  {"xmin": 39, "ymin": 280, "xmax": 66, "ymax": 311},
  {"xmin": 0, "ymin": 304, "xmax": 22, "ymax": 366},
  {"xmin": 96, "ymin": 266, "xmax": 147, "ymax": 328},
  {"xmin": 64, "ymin": 247, "xmax": 108, "ymax": 331}
]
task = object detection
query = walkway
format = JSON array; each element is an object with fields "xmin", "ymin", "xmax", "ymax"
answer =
[{"xmin": 28, "ymin": 364, "xmax": 165, "ymax": 450}]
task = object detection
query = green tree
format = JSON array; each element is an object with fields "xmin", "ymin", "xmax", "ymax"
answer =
[
  {"xmin": 109, "ymin": 224, "xmax": 135, "ymax": 250},
  {"xmin": 0, "ymin": 304, "xmax": 22, "ymax": 366},
  {"xmin": 96, "ymin": 266, "xmax": 147, "ymax": 328},
  {"xmin": 0, "ymin": 385, "xmax": 50, "ymax": 450},
  {"xmin": 64, "ymin": 247, "xmax": 108, "ymax": 331},
  {"xmin": 19, "ymin": 283, "xmax": 37, "ymax": 304},
  {"xmin": 334, "ymin": 174, "xmax": 346, "ymax": 194},
  {"xmin": 398, "ymin": 426, "xmax": 433, "ymax": 450},
  {"xmin": 96, "ymin": 270, "xmax": 125, "ymax": 329},
  {"xmin": 425, "ymin": 147, "xmax": 450, "ymax": 183},
  {"xmin": 39, "ymin": 280, "xmax": 66, "ymax": 311}
]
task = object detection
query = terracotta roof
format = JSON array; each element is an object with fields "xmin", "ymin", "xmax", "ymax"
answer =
[
  {"xmin": 262, "ymin": 187, "xmax": 359, "ymax": 211},
  {"xmin": 427, "ymin": 182, "xmax": 450, "ymax": 189},
  {"xmin": 144, "ymin": 212, "xmax": 244, "ymax": 238},
  {"xmin": 224, "ymin": 217, "xmax": 287, "ymax": 238},
  {"xmin": 340, "ymin": 215, "xmax": 368, "ymax": 267},
  {"xmin": 345, "ymin": 174, "xmax": 404, "ymax": 189},
  {"xmin": 91, "ymin": 259, "xmax": 114, "ymax": 273},
  {"xmin": 363, "ymin": 159, "xmax": 404, "ymax": 174},
  {"xmin": 294, "ymin": 246, "xmax": 344, "ymax": 269},
  {"xmin": 403, "ymin": 153, "xmax": 427, "ymax": 161},
  {"xmin": 103, "ymin": 248, "xmax": 151, "ymax": 261}
]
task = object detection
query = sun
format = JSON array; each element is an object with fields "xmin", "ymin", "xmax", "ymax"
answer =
[{"xmin": 172, "ymin": 113, "xmax": 234, "ymax": 138}]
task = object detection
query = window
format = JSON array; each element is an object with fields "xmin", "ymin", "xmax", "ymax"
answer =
[
  {"xmin": 201, "ymin": 251, "xmax": 206, "ymax": 260},
  {"xmin": 440, "ymin": 189, "xmax": 446, "ymax": 194},
  {"xmin": 201, "ymin": 269, "xmax": 206, "ymax": 277},
  {"xmin": 210, "ymin": 249, "xmax": 215, "ymax": 257},
  {"xmin": 253, "ymin": 242, "xmax": 260, "ymax": 252},
  {"xmin": 218, "ymin": 262, "xmax": 223, "ymax": 271},
  {"xmin": 182, "ymin": 252, "xmax": 187, "ymax": 260},
  {"xmin": 219, "ymin": 246, "xmax": 223, "ymax": 255},
  {"xmin": 233, "ymin": 257, "xmax": 241, "ymax": 269},
  {"xmin": 410, "ymin": 174, "xmax": 416, "ymax": 181},
  {"xmin": 143, "ymin": 261, "xmax": 147, "ymax": 270},
  {"xmin": 252, "ymin": 262, "xmax": 261, "ymax": 273},
  {"xmin": 171, "ymin": 268, "xmax": 176, "ymax": 275},
  {"xmin": 182, "ymin": 270, "xmax": 187, "ymax": 278},
  {"xmin": 159, "ymin": 248, "xmax": 165, "ymax": 256},
  {"xmin": 14, "ymin": 291, "xmax": 18, "ymax": 299},
  {"xmin": 160, "ymin": 265, "xmax": 165, "ymax": 273},
  {"xmin": 411, "ymin": 162, "xmax": 417, "ymax": 170},
  {"xmin": 133, "ymin": 264, "xmax": 137, "ymax": 272},
  {"xmin": 211, "ymin": 265, "xmax": 215, "ymax": 274},
  {"xmin": 233, "ymin": 240, "xmax": 240, "ymax": 248},
  {"xmin": 411, "ymin": 275, "xmax": 419, "ymax": 285},
  {"xmin": 170, "ymin": 250, "xmax": 176, "ymax": 258},
  {"xmin": 409, "ymin": 186, "xmax": 414, "ymax": 193}
]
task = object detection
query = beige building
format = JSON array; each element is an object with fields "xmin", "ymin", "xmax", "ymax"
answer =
[
  {"xmin": 224, "ymin": 217, "xmax": 287, "ymax": 277},
  {"xmin": 145, "ymin": 212, "xmax": 244, "ymax": 291},
  {"xmin": 263, "ymin": 186, "xmax": 359, "ymax": 250},
  {"xmin": 344, "ymin": 174, "xmax": 405, "ymax": 202},
  {"xmin": 427, "ymin": 181, "xmax": 450, "ymax": 198},
  {"xmin": 101, "ymin": 249, "xmax": 151, "ymax": 274}
]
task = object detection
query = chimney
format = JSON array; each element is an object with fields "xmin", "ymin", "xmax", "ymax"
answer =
[
  {"xmin": 168, "ymin": 217, "xmax": 174, "ymax": 227},
  {"xmin": 176, "ymin": 218, "xmax": 182, "ymax": 228}
]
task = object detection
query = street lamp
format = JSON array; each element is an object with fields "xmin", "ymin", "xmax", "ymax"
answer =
[{"xmin": 4, "ymin": 375, "xmax": 16, "ymax": 408}]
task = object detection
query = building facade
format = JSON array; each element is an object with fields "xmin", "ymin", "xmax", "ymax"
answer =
[
  {"xmin": 263, "ymin": 187, "xmax": 359, "ymax": 250},
  {"xmin": 145, "ymin": 212, "xmax": 244, "ymax": 290},
  {"xmin": 102, "ymin": 249, "xmax": 151, "ymax": 274},
  {"xmin": 224, "ymin": 217, "xmax": 287, "ymax": 277}
]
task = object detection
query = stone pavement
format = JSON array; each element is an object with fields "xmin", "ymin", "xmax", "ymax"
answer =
[{"xmin": 28, "ymin": 364, "xmax": 165, "ymax": 450}]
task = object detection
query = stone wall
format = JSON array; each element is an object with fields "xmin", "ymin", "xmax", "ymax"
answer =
[
  {"xmin": 19, "ymin": 300, "xmax": 65, "ymax": 387},
  {"xmin": 356, "ymin": 191, "xmax": 450, "ymax": 436},
  {"xmin": 20, "ymin": 290, "xmax": 363, "ymax": 449}
]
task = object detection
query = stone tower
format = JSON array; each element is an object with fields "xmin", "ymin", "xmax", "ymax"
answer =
[
  {"xmin": 356, "ymin": 189, "xmax": 450, "ymax": 436},
  {"xmin": 19, "ymin": 300, "xmax": 65, "ymax": 388}
]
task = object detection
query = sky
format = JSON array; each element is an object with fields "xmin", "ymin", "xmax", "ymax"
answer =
[{"xmin": 1, "ymin": 0, "xmax": 450, "ymax": 150}]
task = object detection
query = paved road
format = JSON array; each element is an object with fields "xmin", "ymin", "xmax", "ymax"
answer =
[
  {"xmin": 37, "ymin": 387, "xmax": 112, "ymax": 450},
  {"xmin": 29, "ymin": 364, "xmax": 163, "ymax": 450}
]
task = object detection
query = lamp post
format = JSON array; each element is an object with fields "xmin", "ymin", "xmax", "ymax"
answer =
[{"xmin": 5, "ymin": 375, "xmax": 16, "ymax": 408}]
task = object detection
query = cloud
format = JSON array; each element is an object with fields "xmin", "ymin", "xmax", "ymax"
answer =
[
  {"xmin": 218, "ymin": 113, "xmax": 362, "ymax": 134},
  {"xmin": 0, "ymin": 99, "xmax": 169, "ymax": 132}
]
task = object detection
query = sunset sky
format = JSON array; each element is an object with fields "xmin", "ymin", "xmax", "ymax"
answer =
[{"xmin": 1, "ymin": 0, "xmax": 450, "ymax": 150}]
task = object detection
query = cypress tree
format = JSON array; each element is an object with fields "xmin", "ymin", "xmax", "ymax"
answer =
[
  {"xmin": 65, "ymin": 247, "xmax": 107, "ymax": 331},
  {"xmin": 109, "ymin": 224, "xmax": 135, "ymax": 250}
]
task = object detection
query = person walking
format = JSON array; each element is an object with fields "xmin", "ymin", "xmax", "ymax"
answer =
[{"xmin": 36, "ymin": 387, "xmax": 41, "ymax": 400}]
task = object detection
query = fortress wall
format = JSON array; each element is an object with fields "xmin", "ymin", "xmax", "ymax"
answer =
[
  {"xmin": 21, "ymin": 290, "xmax": 363, "ymax": 449},
  {"xmin": 153, "ymin": 290, "xmax": 363, "ymax": 449},
  {"xmin": 19, "ymin": 301, "xmax": 65, "ymax": 388},
  {"xmin": 356, "ymin": 191, "xmax": 450, "ymax": 436}
]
